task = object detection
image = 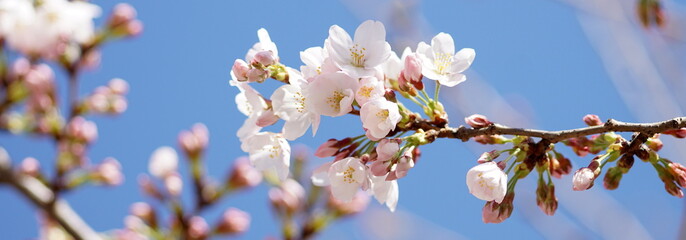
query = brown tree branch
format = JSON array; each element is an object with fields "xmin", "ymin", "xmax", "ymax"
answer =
[
  {"xmin": 414, "ymin": 117, "xmax": 686, "ymax": 143},
  {"xmin": 0, "ymin": 148, "xmax": 103, "ymax": 240}
]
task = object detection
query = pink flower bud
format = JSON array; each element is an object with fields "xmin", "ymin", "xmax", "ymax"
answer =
[
  {"xmin": 572, "ymin": 167, "xmax": 595, "ymax": 191},
  {"xmin": 246, "ymin": 68, "xmax": 268, "ymax": 83},
  {"xmin": 12, "ymin": 58, "xmax": 30, "ymax": 77},
  {"xmin": 232, "ymin": 59, "xmax": 250, "ymax": 81},
  {"xmin": 482, "ymin": 201, "xmax": 503, "ymax": 223},
  {"xmin": 125, "ymin": 20, "xmax": 144, "ymax": 37},
  {"xmin": 228, "ymin": 157, "xmax": 262, "ymax": 189},
  {"xmin": 668, "ymin": 162, "xmax": 686, "ymax": 188},
  {"xmin": 130, "ymin": 202, "xmax": 154, "ymax": 223},
  {"xmin": 477, "ymin": 150, "xmax": 500, "ymax": 164},
  {"xmin": 67, "ymin": 117, "xmax": 98, "ymax": 143},
  {"xmin": 111, "ymin": 95, "xmax": 128, "ymax": 114},
  {"xmin": 108, "ymin": 78, "xmax": 129, "ymax": 95},
  {"xmin": 188, "ymin": 216, "xmax": 209, "ymax": 240},
  {"xmin": 392, "ymin": 148, "xmax": 415, "ymax": 180},
  {"xmin": 110, "ymin": 3, "xmax": 137, "ymax": 27},
  {"xmin": 216, "ymin": 208, "xmax": 251, "ymax": 235},
  {"xmin": 375, "ymin": 138, "xmax": 401, "ymax": 162},
  {"xmin": 268, "ymin": 179, "xmax": 305, "ymax": 213},
  {"xmin": 370, "ymin": 160, "xmax": 390, "ymax": 177},
  {"xmin": 80, "ymin": 50, "xmax": 101, "ymax": 70},
  {"xmin": 149, "ymin": 146, "xmax": 178, "ymax": 179},
  {"xmin": 20, "ymin": 157, "xmax": 40, "ymax": 176},
  {"xmin": 315, "ymin": 138, "xmax": 352, "ymax": 158},
  {"xmin": 164, "ymin": 173, "xmax": 183, "ymax": 196},
  {"xmin": 583, "ymin": 114, "xmax": 602, "ymax": 126},
  {"xmin": 663, "ymin": 128, "xmax": 686, "ymax": 138},
  {"xmin": 465, "ymin": 114, "xmax": 492, "ymax": 129},
  {"xmin": 178, "ymin": 123, "xmax": 209, "ymax": 158},
  {"xmin": 328, "ymin": 190, "xmax": 370, "ymax": 215},
  {"xmin": 24, "ymin": 64, "xmax": 55, "ymax": 93},
  {"xmin": 253, "ymin": 51, "xmax": 276, "ymax": 66},
  {"xmin": 96, "ymin": 157, "xmax": 124, "ymax": 186},
  {"xmin": 403, "ymin": 54, "xmax": 422, "ymax": 83},
  {"xmin": 646, "ymin": 138, "xmax": 663, "ymax": 152},
  {"xmin": 466, "ymin": 162, "xmax": 507, "ymax": 203},
  {"xmin": 256, "ymin": 109, "xmax": 279, "ymax": 127},
  {"xmin": 548, "ymin": 153, "xmax": 572, "ymax": 178}
]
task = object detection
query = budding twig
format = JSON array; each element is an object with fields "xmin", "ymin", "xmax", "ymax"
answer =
[
  {"xmin": 0, "ymin": 151, "xmax": 102, "ymax": 240},
  {"xmin": 415, "ymin": 117, "xmax": 686, "ymax": 143}
]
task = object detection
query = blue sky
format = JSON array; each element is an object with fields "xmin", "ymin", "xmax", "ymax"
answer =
[{"xmin": 1, "ymin": 0, "xmax": 683, "ymax": 239}]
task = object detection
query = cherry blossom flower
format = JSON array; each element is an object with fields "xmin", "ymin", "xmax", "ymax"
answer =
[
  {"xmin": 242, "ymin": 132, "xmax": 291, "ymax": 181},
  {"xmin": 466, "ymin": 162, "xmax": 507, "ymax": 203},
  {"xmin": 572, "ymin": 167, "xmax": 595, "ymax": 191},
  {"xmin": 416, "ymin": 32, "xmax": 475, "ymax": 87},
  {"xmin": 246, "ymin": 28, "xmax": 278, "ymax": 63},
  {"xmin": 4, "ymin": 0, "xmax": 101, "ymax": 56},
  {"xmin": 375, "ymin": 138, "xmax": 401, "ymax": 162},
  {"xmin": 368, "ymin": 173, "xmax": 399, "ymax": 212},
  {"xmin": 271, "ymin": 73, "xmax": 321, "ymax": 140},
  {"xmin": 381, "ymin": 47, "xmax": 412, "ymax": 81},
  {"xmin": 305, "ymin": 72, "xmax": 358, "ymax": 117},
  {"xmin": 326, "ymin": 20, "xmax": 391, "ymax": 78},
  {"xmin": 328, "ymin": 157, "xmax": 368, "ymax": 202},
  {"xmin": 311, "ymin": 161, "xmax": 334, "ymax": 187},
  {"xmin": 216, "ymin": 208, "xmax": 251, "ymax": 235},
  {"xmin": 360, "ymin": 98, "xmax": 401, "ymax": 139},
  {"xmin": 148, "ymin": 146, "xmax": 178, "ymax": 179},
  {"xmin": 355, "ymin": 77, "xmax": 385, "ymax": 107},
  {"xmin": 299, "ymin": 46, "xmax": 339, "ymax": 80},
  {"xmin": 231, "ymin": 79, "xmax": 268, "ymax": 150}
]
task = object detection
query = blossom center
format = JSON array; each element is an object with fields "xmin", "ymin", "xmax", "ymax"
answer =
[
  {"xmin": 295, "ymin": 92, "xmax": 306, "ymax": 113},
  {"xmin": 265, "ymin": 144, "xmax": 281, "ymax": 159},
  {"xmin": 376, "ymin": 109, "xmax": 389, "ymax": 120},
  {"xmin": 343, "ymin": 166, "xmax": 356, "ymax": 183},
  {"xmin": 349, "ymin": 43, "xmax": 366, "ymax": 67},
  {"xmin": 477, "ymin": 172, "xmax": 495, "ymax": 190},
  {"xmin": 433, "ymin": 52, "xmax": 452, "ymax": 75},
  {"xmin": 358, "ymin": 86, "xmax": 373, "ymax": 98},
  {"xmin": 326, "ymin": 90, "xmax": 345, "ymax": 113}
]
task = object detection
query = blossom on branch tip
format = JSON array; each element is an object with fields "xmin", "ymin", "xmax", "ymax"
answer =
[
  {"xmin": 465, "ymin": 114, "xmax": 492, "ymax": 129},
  {"xmin": 216, "ymin": 208, "xmax": 251, "ymax": 235},
  {"xmin": 583, "ymin": 114, "xmax": 602, "ymax": 126},
  {"xmin": 368, "ymin": 173, "xmax": 399, "ymax": 212},
  {"xmin": 328, "ymin": 157, "xmax": 368, "ymax": 202},
  {"xmin": 269, "ymin": 179, "xmax": 305, "ymax": 213},
  {"xmin": 95, "ymin": 157, "xmax": 123, "ymax": 186},
  {"xmin": 306, "ymin": 72, "xmax": 357, "ymax": 117},
  {"xmin": 148, "ymin": 146, "xmax": 178, "ymax": 179},
  {"xmin": 228, "ymin": 157, "xmax": 262, "ymax": 189},
  {"xmin": 246, "ymin": 28, "xmax": 278, "ymax": 63},
  {"xmin": 355, "ymin": 77, "xmax": 385, "ymax": 107},
  {"xmin": 300, "ymin": 45, "xmax": 341, "ymax": 81},
  {"xmin": 271, "ymin": 75, "xmax": 321, "ymax": 140},
  {"xmin": 242, "ymin": 132, "xmax": 291, "ymax": 181},
  {"xmin": 326, "ymin": 20, "xmax": 391, "ymax": 78},
  {"xmin": 360, "ymin": 98, "xmax": 401, "ymax": 140},
  {"xmin": 416, "ymin": 32, "xmax": 475, "ymax": 87},
  {"xmin": 572, "ymin": 167, "xmax": 595, "ymax": 191},
  {"xmin": 466, "ymin": 161, "xmax": 507, "ymax": 203}
]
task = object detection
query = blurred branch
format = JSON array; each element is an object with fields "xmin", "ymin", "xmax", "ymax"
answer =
[{"xmin": 0, "ymin": 148, "xmax": 103, "ymax": 240}]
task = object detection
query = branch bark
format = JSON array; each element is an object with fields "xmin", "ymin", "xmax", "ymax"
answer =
[
  {"xmin": 415, "ymin": 117, "xmax": 686, "ymax": 143},
  {"xmin": 0, "ymin": 148, "xmax": 103, "ymax": 240}
]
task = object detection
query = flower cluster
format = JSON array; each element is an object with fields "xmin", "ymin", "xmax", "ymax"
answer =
[
  {"xmin": 131, "ymin": 123, "xmax": 255, "ymax": 239},
  {"xmin": 230, "ymin": 20, "xmax": 475, "ymax": 211}
]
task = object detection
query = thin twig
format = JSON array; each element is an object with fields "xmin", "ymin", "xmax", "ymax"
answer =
[{"xmin": 0, "ymin": 149, "xmax": 102, "ymax": 240}]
